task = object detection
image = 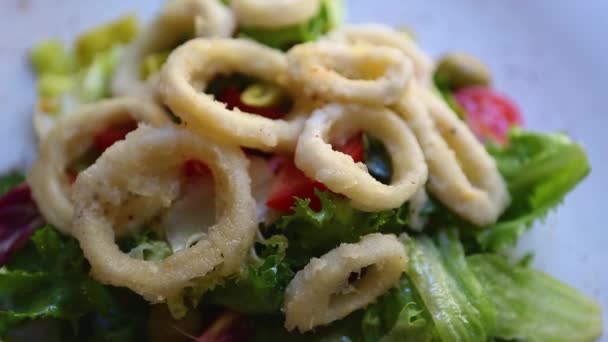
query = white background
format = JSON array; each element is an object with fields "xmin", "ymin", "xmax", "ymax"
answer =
[{"xmin": 0, "ymin": 0, "xmax": 606, "ymax": 337}]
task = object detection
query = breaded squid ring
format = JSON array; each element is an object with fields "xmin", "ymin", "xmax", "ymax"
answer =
[
  {"xmin": 231, "ymin": 0, "xmax": 321, "ymax": 28},
  {"xmin": 295, "ymin": 104, "xmax": 428, "ymax": 212},
  {"xmin": 71, "ymin": 125, "xmax": 257, "ymax": 302},
  {"xmin": 33, "ymin": 103, "xmax": 56, "ymax": 140},
  {"xmin": 283, "ymin": 233, "xmax": 408, "ymax": 332},
  {"xmin": 160, "ymin": 38, "xmax": 306, "ymax": 152},
  {"xmin": 28, "ymin": 97, "xmax": 169, "ymax": 234},
  {"xmin": 395, "ymin": 83, "xmax": 510, "ymax": 226},
  {"xmin": 327, "ymin": 24, "xmax": 435, "ymax": 85},
  {"xmin": 112, "ymin": 0, "xmax": 235, "ymax": 99},
  {"xmin": 287, "ymin": 42, "xmax": 413, "ymax": 106}
]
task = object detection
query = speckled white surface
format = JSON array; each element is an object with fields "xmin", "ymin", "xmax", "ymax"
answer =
[{"xmin": 0, "ymin": 0, "xmax": 606, "ymax": 337}]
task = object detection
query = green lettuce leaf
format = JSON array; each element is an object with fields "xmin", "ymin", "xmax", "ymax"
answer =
[
  {"xmin": 205, "ymin": 235, "xmax": 294, "ymax": 314},
  {"xmin": 408, "ymin": 230, "xmax": 496, "ymax": 341},
  {"xmin": 479, "ymin": 129, "xmax": 591, "ymax": 251},
  {"xmin": 276, "ymin": 191, "xmax": 408, "ymax": 268},
  {"xmin": 469, "ymin": 254, "xmax": 603, "ymax": 342},
  {"xmin": 0, "ymin": 226, "xmax": 147, "ymax": 340},
  {"xmin": 238, "ymin": 0, "xmax": 342, "ymax": 50}
]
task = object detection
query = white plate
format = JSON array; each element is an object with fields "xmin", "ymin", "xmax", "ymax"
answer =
[{"xmin": 1, "ymin": 0, "xmax": 606, "ymax": 337}]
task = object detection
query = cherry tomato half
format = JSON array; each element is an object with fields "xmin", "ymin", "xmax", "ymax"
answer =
[
  {"xmin": 454, "ymin": 86, "xmax": 523, "ymax": 145},
  {"xmin": 266, "ymin": 134, "xmax": 363, "ymax": 213},
  {"xmin": 92, "ymin": 120, "xmax": 138, "ymax": 153}
]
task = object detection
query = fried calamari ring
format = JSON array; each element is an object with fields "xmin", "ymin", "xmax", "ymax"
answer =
[
  {"xmin": 287, "ymin": 42, "xmax": 413, "ymax": 106},
  {"xmin": 28, "ymin": 97, "xmax": 169, "ymax": 234},
  {"xmin": 395, "ymin": 83, "xmax": 510, "ymax": 226},
  {"xmin": 408, "ymin": 187, "xmax": 430, "ymax": 231},
  {"xmin": 160, "ymin": 38, "xmax": 306, "ymax": 152},
  {"xmin": 295, "ymin": 104, "xmax": 427, "ymax": 212},
  {"xmin": 112, "ymin": 0, "xmax": 235, "ymax": 99},
  {"xmin": 231, "ymin": 0, "xmax": 321, "ymax": 28},
  {"xmin": 283, "ymin": 233, "xmax": 407, "ymax": 332},
  {"xmin": 327, "ymin": 24, "xmax": 435, "ymax": 85},
  {"xmin": 71, "ymin": 125, "xmax": 257, "ymax": 302},
  {"xmin": 33, "ymin": 102, "xmax": 57, "ymax": 140}
]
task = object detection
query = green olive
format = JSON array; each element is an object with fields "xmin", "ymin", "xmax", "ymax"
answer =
[
  {"xmin": 147, "ymin": 305, "xmax": 202, "ymax": 342},
  {"xmin": 434, "ymin": 52, "xmax": 492, "ymax": 90},
  {"xmin": 240, "ymin": 82, "xmax": 284, "ymax": 107}
]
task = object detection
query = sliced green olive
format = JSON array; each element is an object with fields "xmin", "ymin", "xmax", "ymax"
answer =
[
  {"xmin": 147, "ymin": 304, "xmax": 202, "ymax": 342},
  {"xmin": 140, "ymin": 51, "xmax": 171, "ymax": 80},
  {"xmin": 240, "ymin": 82, "xmax": 285, "ymax": 107},
  {"xmin": 435, "ymin": 52, "xmax": 492, "ymax": 90}
]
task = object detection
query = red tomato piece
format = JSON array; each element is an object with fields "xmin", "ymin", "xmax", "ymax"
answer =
[
  {"xmin": 182, "ymin": 159, "xmax": 211, "ymax": 179},
  {"xmin": 454, "ymin": 86, "xmax": 523, "ymax": 145},
  {"xmin": 336, "ymin": 133, "xmax": 364, "ymax": 163},
  {"xmin": 268, "ymin": 155, "xmax": 288, "ymax": 174},
  {"xmin": 266, "ymin": 160, "xmax": 326, "ymax": 212},
  {"xmin": 92, "ymin": 121, "xmax": 138, "ymax": 153},
  {"xmin": 266, "ymin": 134, "xmax": 364, "ymax": 213},
  {"xmin": 66, "ymin": 171, "xmax": 78, "ymax": 185},
  {"xmin": 216, "ymin": 85, "xmax": 288, "ymax": 120}
]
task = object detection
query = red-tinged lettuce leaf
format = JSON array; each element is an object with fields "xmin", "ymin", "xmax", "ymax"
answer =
[
  {"xmin": 0, "ymin": 174, "xmax": 44, "ymax": 266},
  {"xmin": 0, "ymin": 173, "xmax": 25, "ymax": 196}
]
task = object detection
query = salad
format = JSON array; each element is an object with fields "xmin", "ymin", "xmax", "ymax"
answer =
[{"xmin": 0, "ymin": 0, "xmax": 603, "ymax": 341}]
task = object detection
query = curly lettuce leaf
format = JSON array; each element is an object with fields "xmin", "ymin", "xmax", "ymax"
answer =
[
  {"xmin": 0, "ymin": 226, "xmax": 147, "ymax": 340},
  {"xmin": 408, "ymin": 231, "xmax": 496, "ymax": 341},
  {"xmin": 238, "ymin": 0, "xmax": 342, "ymax": 50},
  {"xmin": 205, "ymin": 235, "xmax": 294, "ymax": 314},
  {"xmin": 275, "ymin": 191, "xmax": 408, "ymax": 268},
  {"xmin": 362, "ymin": 276, "xmax": 435, "ymax": 342},
  {"xmin": 469, "ymin": 254, "xmax": 603, "ymax": 342},
  {"xmin": 479, "ymin": 129, "xmax": 591, "ymax": 251},
  {"xmin": 122, "ymin": 230, "xmax": 171, "ymax": 262}
]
